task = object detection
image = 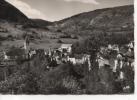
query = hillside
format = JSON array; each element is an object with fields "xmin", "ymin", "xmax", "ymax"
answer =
[
  {"xmin": 48, "ymin": 5, "xmax": 134, "ymax": 37},
  {"xmin": 0, "ymin": 0, "xmax": 52, "ymax": 41},
  {"xmin": 0, "ymin": 0, "xmax": 51, "ymax": 30},
  {"xmin": 0, "ymin": 0, "xmax": 30, "ymax": 39},
  {"xmin": 31, "ymin": 19, "xmax": 52, "ymax": 27},
  {"xmin": 0, "ymin": 0, "xmax": 29, "ymax": 23},
  {"xmin": 0, "ymin": 1, "xmax": 134, "ymax": 50}
]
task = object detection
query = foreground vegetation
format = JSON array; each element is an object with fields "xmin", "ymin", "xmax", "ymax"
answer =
[{"xmin": 0, "ymin": 31, "xmax": 134, "ymax": 94}]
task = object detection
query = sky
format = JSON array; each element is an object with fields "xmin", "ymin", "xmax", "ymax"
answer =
[{"xmin": 6, "ymin": 0, "xmax": 134, "ymax": 22}]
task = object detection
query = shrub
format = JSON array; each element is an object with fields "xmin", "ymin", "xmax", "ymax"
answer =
[
  {"xmin": 71, "ymin": 35, "xmax": 78, "ymax": 39},
  {"xmin": 0, "ymin": 72, "xmax": 27, "ymax": 94},
  {"xmin": 7, "ymin": 35, "xmax": 14, "ymax": 41},
  {"xmin": 38, "ymin": 64, "xmax": 82, "ymax": 94},
  {"xmin": 60, "ymin": 34, "xmax": 71, "ymax": 38},
  {"xmin": 57, "ymin": 39, "xmax": 63, "ymax": 43},
  {"xmin": 0, "ymin": 36, "xmax": 6, "ymax": 41},
  {"xmin": 57, "ymin": 29, "xmax": 62, "ymax": 32}
]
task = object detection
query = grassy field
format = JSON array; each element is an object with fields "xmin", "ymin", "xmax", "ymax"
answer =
[{"xmin": 0, "ymin": 38, "xmax": 79, "ymax": 50}]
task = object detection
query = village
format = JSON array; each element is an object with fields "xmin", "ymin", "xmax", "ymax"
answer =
[{"xmin": 0, "ymin": 34, "xmax": 134, "ymax": 93}]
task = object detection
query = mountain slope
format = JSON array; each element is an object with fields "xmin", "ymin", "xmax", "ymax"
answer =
[
  {"xmin": 31, "ymin": 19, "xmax": 52, "ymax": 26},
  {"xmin": 0, "ymin": 0, "xmax": 29, "ymax": 23},
  {"xmin": 0, "ymin": 0, "xmax": 51, "ymax": 40},
  {"xmin": 48, "ymin": 5, "xmax": 134, "ymax": 36}
]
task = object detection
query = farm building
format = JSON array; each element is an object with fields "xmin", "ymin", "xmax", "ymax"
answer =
[{"xmin": 59, "ymin": 44, "xmax": 73, "ymax": 53}]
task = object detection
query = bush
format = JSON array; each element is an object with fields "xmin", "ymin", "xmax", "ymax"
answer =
[
  {"xmin": 21, "ymin": 33, "xmax": 27, "ymax": 39},
  {"xmin": 7, "ymin": 35, "xmax": 14, "ymax": 41},
  {"xmin": 0, "ymin": 36, "xmax": 6, "ymax": 41},
  {"xmin": 57, "ymin": 39, "xmax": 63, "ymax": 43},
  {"xmin": 60, "ymin": 34, "xmax": 71, "ymax": 38},
  {"xmin": 57, "ymin": 29, "xmax": 62, "ymax": 32},
  {"xmin": 71, "ymin": 35, "xmax": 78, "ymax": 39},
  {"xmin": 0, "ymin": 72, "xmax": 27, "ymax": 94},
  {"xmin": 38, "ymin": 64, "xmax": 82, "ymax": 94}
]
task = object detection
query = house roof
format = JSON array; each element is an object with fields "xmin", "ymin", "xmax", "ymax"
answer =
[{"xmin": 60, "ymin": 44, "xmax": 72, "ymax": 48}]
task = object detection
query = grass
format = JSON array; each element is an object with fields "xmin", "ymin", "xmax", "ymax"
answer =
[{"xmin": 0, "ymin": 37, "xmax": 79, "ymax": 51}]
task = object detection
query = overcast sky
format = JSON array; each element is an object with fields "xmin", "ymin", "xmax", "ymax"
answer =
[{"xmin": 6, "ymin": 0, "xmax": 134, "ymax": 22}]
